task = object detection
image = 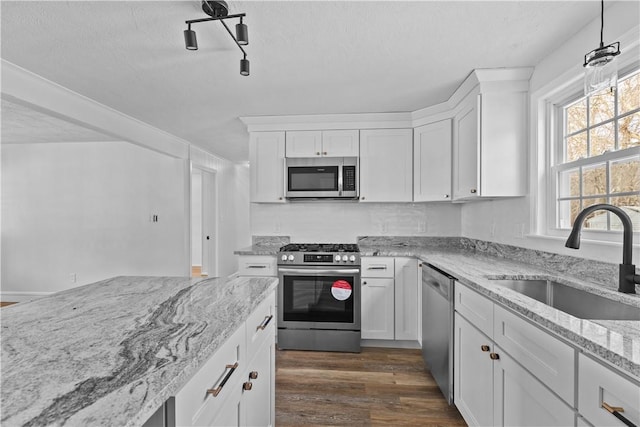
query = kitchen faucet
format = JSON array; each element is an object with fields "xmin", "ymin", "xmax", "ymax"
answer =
[{"xmin": 565, "ymin": 203, "xmax": 639, "ymax": 293}]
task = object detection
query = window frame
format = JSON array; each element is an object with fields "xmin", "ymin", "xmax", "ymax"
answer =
[{"xmin": 545, "ymin": 65, "xmax": 640, "ymax": 242}]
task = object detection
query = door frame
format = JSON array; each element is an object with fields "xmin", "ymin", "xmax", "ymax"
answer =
[{"xmin": 190, "ymin": 163, "xmax": 218, "ymax": 278}]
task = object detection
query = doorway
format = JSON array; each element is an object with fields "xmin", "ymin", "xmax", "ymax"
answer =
[{"xmin": 191, "ymin": 167, "xmax": 217, "ymax": 278}]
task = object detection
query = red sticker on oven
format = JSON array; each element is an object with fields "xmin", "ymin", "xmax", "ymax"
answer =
[{"xmin": 331, "ymin": 280, "xmax": 352, "ymax": 301}]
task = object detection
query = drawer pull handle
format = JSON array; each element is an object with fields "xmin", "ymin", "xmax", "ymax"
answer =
[
  {"xmin": 206, "ymin": 362, "xmax": 239, "ymax": 397},
  {"xmin": 257, "ymin": 315, "xmax": 273, "ymax": 331},
  {"xmin": 368, "ymin": 266, "xmax": 387, "ymax": 270},
  {"xmin": 480, "ymin": 345, "xmax": 490, "ymax": 352},
  {"xmin": 602, "ymin": 402, "xmax": 636, "ymax": 427},
  {"xmin": 489, "ymin": 352, "xmax": 500, "ymax": 360},
  {"xmin": 247, "ymin": 265, "xmax": 267, "ymax": 269}
]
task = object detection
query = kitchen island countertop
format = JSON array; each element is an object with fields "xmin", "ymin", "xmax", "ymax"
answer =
[{"xmin": 1, "ymin": 275, "xmax": 278, "ymax": 427}]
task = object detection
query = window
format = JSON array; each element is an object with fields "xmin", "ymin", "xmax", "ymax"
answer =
[{"xmin": 553, "ymin": 69, "xmax": 640, "ymax": 233}]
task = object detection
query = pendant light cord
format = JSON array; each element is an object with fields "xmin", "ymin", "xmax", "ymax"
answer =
[{"xmin": 600, "ymin": 0, "xmax": 604, "ymax": 48}]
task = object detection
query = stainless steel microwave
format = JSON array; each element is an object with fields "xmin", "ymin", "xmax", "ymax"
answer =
[{"xmin": 285, "ymin": 157, "xmax": 359, "ymax": 199}]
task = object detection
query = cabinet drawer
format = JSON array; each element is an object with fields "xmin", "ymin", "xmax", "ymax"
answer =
[
  {"xmin": 237, "ymin": 256, "xmax": 277, "ymax": 276},
  {"xmin": 494, "ymin": 305, "xmax": 575, "ymax": 405},
  {"xmin": 175, "ymin": 325, "xmax": 246, "ymax": 426},
  {"xmin": 578, "ymin": 353, "xmax": 640, "ymax": 427},
  {"xmin": 454, "ymin": 284, "xmax": 493, "ymax": 337},
  {"xmin": 362, "ymin": 257, "xmax": 394, "ymax": 278},
  {"xmin": 246, "ymin": 291, "xmax": 276, "ymax": 359}
]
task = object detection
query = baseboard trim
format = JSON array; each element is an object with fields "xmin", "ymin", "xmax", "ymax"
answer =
[
  {"xmin": 0, "ymin": 291, "xmax": 52, "ymax": 303},
  {"xmin": 361, "ymin": 339, "xmax": 421, "ymax": 349}
]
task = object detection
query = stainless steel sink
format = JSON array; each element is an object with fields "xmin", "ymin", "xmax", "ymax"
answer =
[{"xmin": 490, "ymin": 279, "xmax": 640, "ymax": 321}]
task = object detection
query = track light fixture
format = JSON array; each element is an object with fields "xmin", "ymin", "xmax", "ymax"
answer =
[
  {"xmin": 184, "ymin": 1, "xmax": 250, "ymax": 76},
  {"xmin": 583, "ymin": 0, "xmax": 621, "ymax": 95}
]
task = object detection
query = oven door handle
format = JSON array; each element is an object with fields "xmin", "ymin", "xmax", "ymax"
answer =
[{"xmin": 278, "ymin": 268, "xmax": 361, "ymax": 275}]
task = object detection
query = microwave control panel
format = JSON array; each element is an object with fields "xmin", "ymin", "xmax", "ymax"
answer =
[{"xmin": 343, "ymin": 166, "xmax": 356, "ymax": 191}]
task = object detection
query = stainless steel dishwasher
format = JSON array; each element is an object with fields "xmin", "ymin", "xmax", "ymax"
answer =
[{"xmin": 421, "ymin": 263, "xmax": 456, "ymax": 405}]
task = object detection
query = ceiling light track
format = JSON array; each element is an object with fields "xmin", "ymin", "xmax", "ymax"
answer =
[{"xmin": 183, "ymin": 1, "xmax": 250, "ymax": 76}]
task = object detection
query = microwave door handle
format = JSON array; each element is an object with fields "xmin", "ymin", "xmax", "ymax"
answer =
[{"xmin": 338, "ymin": 163, "xmax": 343, "ymax": 196}]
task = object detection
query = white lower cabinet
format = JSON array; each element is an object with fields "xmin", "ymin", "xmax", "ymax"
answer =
[
  {"xmin": 578, "ymin": 353, "xmax": 640, "ymax": 427},
  {"xmin": 237, "ymin": 255, "xmax": 277, "ymax": 277},
  {"xmin": 361, "ymin": 257, "xmax": 420, "ymax": 341},
  {"xmin": 174, "ymin": 290, "xmax": 276, "ymax": 427},
  {"xmin": 454, "ymin": 284, "xmax": 576, "ymax": 427}
]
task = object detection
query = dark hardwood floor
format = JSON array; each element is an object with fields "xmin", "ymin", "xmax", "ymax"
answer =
[{"xmin": 276, "ymin": 347, "xmax": 466, "ymax": 426}]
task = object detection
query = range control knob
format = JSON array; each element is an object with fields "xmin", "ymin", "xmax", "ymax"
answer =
[
  {"xmin": 281, "ymin": 255, "xmax": 288, "ymax": 262},
  {"xmin": 335, "ymin": 255, "xmax": 342, "ymax": 262},
  {"xmin": 342, "ymin": 255, "xmax": 348, "ymax": 262},
  {"xmin": 349, "ymin": 255, "xmax": 356, "ymax": 262},
  {"xmin": 287, "ymin": 255, "xmax": 294, "ymax": 261}
]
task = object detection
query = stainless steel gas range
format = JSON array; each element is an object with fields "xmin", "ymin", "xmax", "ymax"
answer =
[{"xmin": 277, "ymin": 243, "xmax": 361, "ymax": 353}]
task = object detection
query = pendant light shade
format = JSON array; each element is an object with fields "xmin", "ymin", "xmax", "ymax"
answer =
[
  {"xmin": 184, "ymin": 26, "xmax": 198, "ymax": 50},
  {"xmin": 236, "ymin": 20, "xmax": 248, "ymax": 45},
  {"xmin": 583, "ymin": 0, "xmax": 621, "ymax": 95},
  {"xmin": 240, "ymin": 57, "xmax": 250, "ymax": 76}
]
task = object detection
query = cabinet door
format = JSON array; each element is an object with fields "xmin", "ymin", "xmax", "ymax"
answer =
[
  {"xmin": 361, "ymin": 278, "xmax": 395, "ymax": 339},
  {"xmin": 359, "ymin": 129, "xmax": 413, "ymax": 202},
  {"xmin": 454, "ymin": 313, "xmax": 494, "ymax": 427},
  {"xmin": 285, "ymin": 131, "xmax": 322, "ymax": 157},
  {"xmin": 453, "ymin": 96, "xmax": 479, "ymax": 200},
  {"xmin": 237, "ymin": 256, "xmax": 277, "ymax": 277},
  {"xmin": 243, "ymin": 338, "xmax": 274, "ymax": 427},
  {"xmin": 493, "ymin": 344, "xmax": 575, "ymax": 427},
  {"xmin": 322, "ymin": 130, "xmax": 359, "ymax": 157},
  {"xmin": 394, "ymin": 257, "xmax": 419, "ymax": 340},
  {"xmin": 250, "ymin": 132, "xmax": 286, "ymax": 203},
  {"xmin": 413, "ymin": 120, "xmax": 452, "ymax": 202}
]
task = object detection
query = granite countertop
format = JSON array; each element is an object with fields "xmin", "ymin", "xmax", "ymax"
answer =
[
  {"xmin": 1, "ymin": 275, "xmax": 278, "ymax": 427},
  {"xmin": 234, "ymin": 244, "xmax": 281, "ymax": 256},
  {"xmin": 358, "ymin": 243, "xmax": 640, "ymax": 380}
]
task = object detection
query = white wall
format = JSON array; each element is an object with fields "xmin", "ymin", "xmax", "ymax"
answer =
[
  {"xmin": 1, "ymin": 141, "xmax": 189, "ymax": 299},
  {"xmin": 218, "ymin": 162, "xmax": 251, "ymax": 274},
  {"xmin": 251, "ymin": 201, "xmax": 461, "ymax": 243},
  {"xmin": 191, "ymin": 169, "xmax": 202, "ymax": 266},
  {"xmin": 461, "ymin": 1, "xmax": 640, "ymax": 265}
]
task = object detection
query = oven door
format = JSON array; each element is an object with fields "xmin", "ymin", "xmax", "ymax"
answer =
[{"xmin": 278, "ymin": 267, "xmax": 361, "ymax": 331}]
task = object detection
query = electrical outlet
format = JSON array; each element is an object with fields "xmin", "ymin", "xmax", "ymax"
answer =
[
  {"xmin": 514, "ymin": 223, "xmax": 525, "ymax": 239},
  {"xmin": 70, "ymin": 273, "xmax": 77, "ymax": 283},
  {"xmin": 381, "ymin": 222, "xmax": 388, "ymax": 233},
  {"xmin": 150, "ymin": 214, "xmax": 159, "ymax": 223},
  {"xmin": 490, "ymin": 223, "xmax": 496, "ymax": 238},
  {"xmin": 418, "ymin": 221, "xmax": 427, "ymax": 233}
]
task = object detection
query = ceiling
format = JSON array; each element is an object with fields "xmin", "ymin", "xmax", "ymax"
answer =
[{"xmin": 1, "ymin": 1, "xmax": 608, "ymax": 162}]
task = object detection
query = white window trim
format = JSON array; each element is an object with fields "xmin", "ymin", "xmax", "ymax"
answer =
[{"xmin": 531, "ymin": 29, "xmax": 640, "ymax": 248}]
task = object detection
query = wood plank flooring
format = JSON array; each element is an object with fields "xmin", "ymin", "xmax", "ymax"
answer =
[
  {"xmin": 276, "ymin": 347, "xmax": 466, "ymax": 426},
  {"xmin": 0, "ymin": 302, "xmax": 17, "ymax": 308}
]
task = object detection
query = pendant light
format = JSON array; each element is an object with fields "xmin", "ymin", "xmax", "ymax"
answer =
[
  {"xmin": 183, "ymin": 1, "xmax": 251, "ymax": 76},
  {"xmin": 583, "ymin": 0, "xmax": 621, "ymax": 95}
]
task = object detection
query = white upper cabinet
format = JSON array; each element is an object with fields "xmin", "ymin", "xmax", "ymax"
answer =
[
  {"xmin": 413, "ymin": 120, "xmax": 452, "ymax": 202},
  {"xmin": 250, "ymin": 131, "xmax": 286, "ymax": 203},
  {"xmin": 286, "ymin": 130, "xmax": 359, "ymax": 157},
  {"xmin": 452, "ymin": 70, "xmax": 530, "ymax": 201},
  {"xmin": 359, "ymin": 129, "xmax": 413, "ymax": 202}
]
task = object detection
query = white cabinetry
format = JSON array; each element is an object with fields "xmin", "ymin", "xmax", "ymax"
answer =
[
  {"xmin": 361, "ymin": 257, "xmax": 420, "ymax": 342},
  {"xmin": 249, "ymin": 132, "xmax": 286, "ymax": 203},
  {"xmin": 452, "ymin": 71, "xmax": 530, "ymax": 201},
  {"xmin": 237, "ymin": 255, "xmax": 277, "ymax": 277},
  {"xmin": 578, "ymin": 353, "xmax": 640, "ymax": 427},
  {"xmin": 174, "ymin": 291, "xmax": 276, "ymax": 427},
  {"xmin": 454, "ymin": 284, "xmax": 575, "ymax": 427},
  {"xmin": 285, "ymin": 130, "xmax": 359, "ymax": 157},
  {"xmin": 413, "ymin": 120, "xmax": 452, "ymax": 202},
  {"xmin": 359, "ymin": 129, "xmax": 413, "ymax": 202}
]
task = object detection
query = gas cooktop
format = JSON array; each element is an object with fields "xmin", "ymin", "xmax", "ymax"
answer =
[{"xmin": 278, "ymin": 243, "xmax": 361, "ymax": 265}]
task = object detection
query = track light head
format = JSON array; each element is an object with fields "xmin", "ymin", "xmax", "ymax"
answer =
[
  {"xmin": 240, "ymin": 58, "xmax": 250, "ymax": 76},
  {"xmin": 236, "ymin": 19, "xmax": 248, "ymax": 45},
  {"xmin": 184, "ymin": 26, "xmax": 198, "ymax": 50}
]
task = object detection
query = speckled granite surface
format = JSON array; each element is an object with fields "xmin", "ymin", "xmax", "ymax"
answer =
[
  {"xmin": 234, "ymin": 235, "xmax": 290, "ymax": 255},
  {"xmin": 1, "ymin": 275, "xmax": 278, "ymax": 427},
  {"xmin": 357, "ymin": 238, "xmax": 640, "ymax": 379}
]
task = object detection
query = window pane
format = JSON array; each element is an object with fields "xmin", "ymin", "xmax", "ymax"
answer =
[
  {"xmin": 610, "ymin": 156, "xmax": 640, "ymax": 194},
  {"xmin": 619, "ymin": 111, "xmax": 640, "ymax": 149},
  {"xmin": 582, "ymin": 163, "xmax": 607, "ymax": 196},
  {"xmin": 566, "ymin": 98, "xmax": 587, "ymax": 134},
  {"xmin": 589, "ymin": 88, "xmax": 615, "ymax": 125},
  {"xmin": 558, "ymin": 168, "xmax": 580, "ymax": 197},
  {"xmin": 618, "ymin": 72, "xmax": 640, "ymax": 115},
  {"xmin": 558, "ymin": 199, "xmax": 580, "ymax": 229},
  {"xmin": 566, "ymin": 132, "xmax": 587, "ymax": 161},
  {"xmin": 610, "ymin": 195, "xmax": 640, "ymax": 231},
  {"xmin": 589, "ymin": 122, "xmax": 615, "ymax": 156},
  {"xmin": 582, "ymin": 197, "xmax": 608, "ymax": 230}
]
